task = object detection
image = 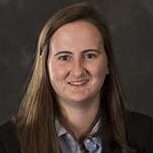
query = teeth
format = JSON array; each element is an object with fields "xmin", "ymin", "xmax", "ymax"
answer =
[{"xmin": 68, "ymin": 80, "xmax": 88, "ymax": 86}]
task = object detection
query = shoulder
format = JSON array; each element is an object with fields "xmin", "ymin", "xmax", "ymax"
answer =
[
  {"xmin": 126, "ymin": 111, "xmax": 153, "ymax": 131},
  {"xmin": 0, "ymin": 120, "xmax": 21, "ymax": 153},
  {"xmin": 126, "ymin": 111, "xmax": 153, "ymax": 153}
]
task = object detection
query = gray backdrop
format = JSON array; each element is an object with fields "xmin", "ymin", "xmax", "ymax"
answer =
[{"xmin": 0, "ymin": 0, "xmax": 153, "ymax": 123}]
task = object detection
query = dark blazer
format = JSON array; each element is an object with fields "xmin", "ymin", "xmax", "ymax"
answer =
[{"xmin": 0, "ymin": 112, "xmax": 153, "ymax": 153}]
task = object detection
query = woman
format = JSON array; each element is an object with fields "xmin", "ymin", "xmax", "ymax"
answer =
[{"xmin": 0, "ymin": 2, "xmax": 152, "ymax": 153}]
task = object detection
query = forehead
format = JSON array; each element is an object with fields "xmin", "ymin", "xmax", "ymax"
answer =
[
  {"xmin": 52, "ymin": 20, "xmax": 101, "ymax": 34},
  {"xmin": 49, "ymin": 20, "xmax": 103, "ymax": 50}
]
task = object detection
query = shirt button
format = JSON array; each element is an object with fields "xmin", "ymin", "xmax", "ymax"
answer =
[
  {"xmin": 86, "ymin": 139, "xmax": 91, "ymax": 143},
  {"xmin": 85, "ymin": 138, "xmax": 98, "ymax": 152}
]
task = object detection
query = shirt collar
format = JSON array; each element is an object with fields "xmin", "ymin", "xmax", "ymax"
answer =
[
  {"xmin": 55, "ymin": 119, "xmax": 67, "ymax": 137},
  {"xmin": 55, "ymin": 119, "xmax": 100, "ymax": 138}
]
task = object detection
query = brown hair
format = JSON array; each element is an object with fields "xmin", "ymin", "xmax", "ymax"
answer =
[{"xmin": 16, "ymin": 2, "xmax": 131, "ymax": 153}]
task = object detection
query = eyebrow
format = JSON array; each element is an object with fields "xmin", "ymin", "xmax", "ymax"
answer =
[
  {"xmin": 82, "ymin": 49, "xmax": 101, "ymax": 54},
  {"xmin": 53, "ymin": 49, "xmax": 101, "ymax": 56},
  {"xmin": 54, "ymin": 51, "xmax": 72, "ymax": 56}
]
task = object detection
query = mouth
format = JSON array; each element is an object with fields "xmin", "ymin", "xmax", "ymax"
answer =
[{"xmin": 68, "ymin": 79, "xmax": 89, "ymax": 87}]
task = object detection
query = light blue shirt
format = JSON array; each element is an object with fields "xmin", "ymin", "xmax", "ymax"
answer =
[{"xmin": 55, "ymin": 120, "xmax": 102, "ymax": 153}]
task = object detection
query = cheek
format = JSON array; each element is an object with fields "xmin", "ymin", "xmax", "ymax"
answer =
[
  {"xmin": 92, "ymin": 59, "xmax": 108, "ymax": 78},
  {"xmin": 48, "ymin": 61, "xmax": 67, "ymax": 82}
]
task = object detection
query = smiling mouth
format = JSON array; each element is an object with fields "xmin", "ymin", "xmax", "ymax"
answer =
[{"xmin": 68, "ymin": 79, "xmax": 89, "ymax": 86}]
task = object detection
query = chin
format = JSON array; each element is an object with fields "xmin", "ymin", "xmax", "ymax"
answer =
[{"xmin": 67, "ymin": 95, "xmax": 94, "ymax": 105}]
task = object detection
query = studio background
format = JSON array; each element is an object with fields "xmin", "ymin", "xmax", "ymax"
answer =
[{"xmin": 0, "ymin": 0, "xmax": 153, "ymax": 123}]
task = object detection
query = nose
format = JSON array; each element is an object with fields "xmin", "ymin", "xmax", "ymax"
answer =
[{"xmin": 71, "ymin": 58, "xmax": 85, "ymax": 78}]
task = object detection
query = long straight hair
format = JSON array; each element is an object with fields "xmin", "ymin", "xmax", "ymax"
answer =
[{"xmin": 16, "ymin": 2, "xmax": 131, "ymax": 153}]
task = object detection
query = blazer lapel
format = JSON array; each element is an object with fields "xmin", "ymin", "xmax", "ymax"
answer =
[{"xmin": 102, "ymin": 141, "xmax": 120, "ymax": 153}]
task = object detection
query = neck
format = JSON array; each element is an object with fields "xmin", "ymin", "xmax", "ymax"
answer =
[{"xmin": 59, "ymin": 98, "xmax": 100, "ymax": 139}]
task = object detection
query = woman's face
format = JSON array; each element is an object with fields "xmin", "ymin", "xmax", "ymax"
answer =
[{"xmin": 48, "ymin": 21, "xmax": 109, "ymax": 107}]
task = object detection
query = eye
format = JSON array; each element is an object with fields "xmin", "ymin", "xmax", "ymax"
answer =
[
  {"xmin": 57, "ymin": 55, "xmax": 71, "ymax": 61},
  {"xmin": 83, "ymin": 52, "xmax": 97, "ymax": 60}
]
